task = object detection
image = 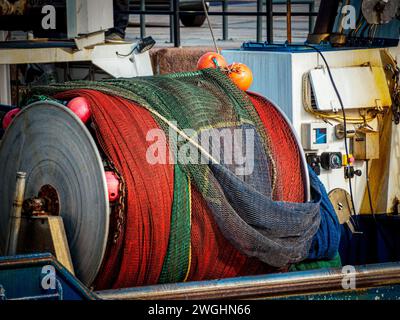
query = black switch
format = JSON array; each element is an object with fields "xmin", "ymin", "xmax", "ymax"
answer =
[{"xmin": 306, "ymin": 153, "xmax": 321, "ymax": 176}]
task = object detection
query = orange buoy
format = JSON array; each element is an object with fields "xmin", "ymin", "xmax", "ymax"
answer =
[
  {"xmin": 197, "ymin": 52, "xmax": 228, "ymax": 70},
  {"xmin": 228, "ymin": 63, "xmax": 253, "ymax": 91}
]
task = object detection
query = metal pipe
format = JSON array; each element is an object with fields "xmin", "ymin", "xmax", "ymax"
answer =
[
  {"xmin": 256, "ymin": 0, "xmax": 263, "ymax": 42},
  {"xmin": 266, "ymin": 0, "xmax": 273, "ymax": 43},
  {"xmin": 169, "ymin": 0, "xmax": 174, "ymax": 43},
  {"xmin": 0, "ymin": 31, "xmax": 11, "ymax": 106},
  {"xmin": 97, "ymin": 262, "xmax": 400, "ymax": 300},
  {"xmin": 222, "ymin": 0, "xmax": 228, "ymax": 41},
  {"xmin": 126, "ymin": 10, "xmax": 318, "ymax": 17},
  {"xmin": 308, "ymin": 2, "xmax": 315, "ymax": 34},
  {"xmin": 140, "ymin": 0, "xmax": 146, "ymax": 38},
  {"xmin": 6, "ymin": 172, "xmax": 26, "ymax": 256},
  {"xmin": 173, "ymin": 0, "xmax": 180, "ymax": 47},
  {"xmin": 286, "ymin": 0, "xmax": 292, "ymax": 44}
]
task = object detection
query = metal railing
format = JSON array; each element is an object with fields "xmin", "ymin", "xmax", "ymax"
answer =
[
  {"xmin": 97, "ymin": 262, "xmax": 400, "ymax": 300},
  {"xmin": 128, "ymin": 0, "xmax": 318, "ymax": 47}
]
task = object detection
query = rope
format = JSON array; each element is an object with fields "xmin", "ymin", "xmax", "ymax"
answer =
[{"xmin": 201, "ymin": 0, "xmax": 220, "ymax": 54}]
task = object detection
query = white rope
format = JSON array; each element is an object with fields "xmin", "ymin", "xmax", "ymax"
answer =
[{"xmin": 201, "ymin": 0, "xmax": 220, "ymax": 54}]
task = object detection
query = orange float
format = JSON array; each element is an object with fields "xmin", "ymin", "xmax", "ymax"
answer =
[
  {"xmin": 197, "ymin": 52, "xmax": 228, "ymax": 70},
  {"xmin": 227, "ymin": 62, "xmax": 253, "ymax": 91}
]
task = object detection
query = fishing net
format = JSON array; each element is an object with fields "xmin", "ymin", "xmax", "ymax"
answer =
[
  {"xmin": 54, "ymin": 90, "xmax": 175, "ymax": 289},
  {"xmin": 33, "ymin": 68, "xmax": 323, "ymax": 288},
  {"xmin": 248, "ymin": 93, "xmax": 305, "ymax": 202}
]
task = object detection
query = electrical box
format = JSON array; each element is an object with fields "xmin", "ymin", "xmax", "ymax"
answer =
[
  {"xmin": 353, "ymin": 128, "xmax": 380, "ymax": 160},
  {"xmin": 309, "ymin": 66, "xmax": 392, "ymax": 111},
  {"xmin": 301, "ymin": 123, "xmax": 330, "ymax": 150}
]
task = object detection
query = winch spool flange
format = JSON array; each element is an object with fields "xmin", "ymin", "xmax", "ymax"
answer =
[{"xmin": 0, "ymin": 101, "xmax": 109, "ymax": 286}]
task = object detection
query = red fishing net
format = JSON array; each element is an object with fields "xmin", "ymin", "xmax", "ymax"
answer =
[
  {"xmin": 53, "ymin": 89, "xmax": 303, "ymax": 289},
  {"xmin": 188, "ymin": 184, "xmax": 276, "ymax": 281},
  {"xmin": 248, "ymin": 92, "xmax": 305, "ymax": 203},
  {"xmin": 55, "ymin": 90, "xmax": 174, "ymax": 289}
]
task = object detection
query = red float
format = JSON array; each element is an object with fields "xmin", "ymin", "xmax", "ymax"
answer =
[
  {"xmin": 2, "ymin": 108, "xmax": 21, "ymax": 130},
  {"xmin": 67, "ymin": 97, "xmax": 91, "ymax": 123},
  {"xmin": 105, "ymin": 171, "xmax": 120, "ymax": 202}
]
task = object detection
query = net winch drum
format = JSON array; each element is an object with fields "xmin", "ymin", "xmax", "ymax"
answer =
[
  {"xmin": 0, "ymin": 101, "xmax": 109, "ymax": 286},
  {"xmin": 0, "ymin": 98, "xmax": 310, "ymax": 287}
]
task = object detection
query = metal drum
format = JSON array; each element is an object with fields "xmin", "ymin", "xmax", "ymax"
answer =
[{"xmin": 0, "ymin": 101, "xmax": 109, "ymax": 286}]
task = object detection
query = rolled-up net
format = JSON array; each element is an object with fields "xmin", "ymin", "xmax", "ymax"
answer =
[{"xmin": 33, "ymin": 68, "xmax": 338, "ymax": 289}]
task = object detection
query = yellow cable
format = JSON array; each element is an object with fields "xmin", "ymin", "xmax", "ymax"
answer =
[{"xmin": 302, "ymin": 73, "xmax": 379, "ymax": 124}]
